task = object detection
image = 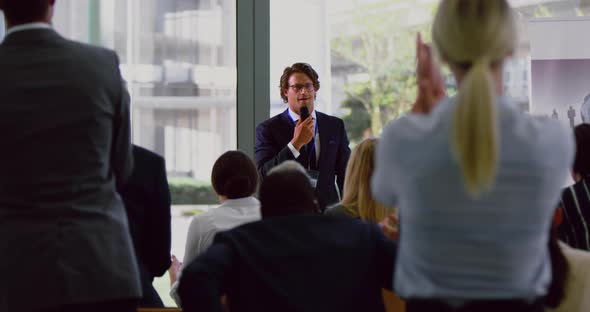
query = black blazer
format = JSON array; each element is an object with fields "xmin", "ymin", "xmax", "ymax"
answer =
[
  {"xmin": 121, "ymin": 145, "xmax": 172, "ymax": 280},
  {"xmin": 255, "ymin": 109, "xmax": 351, "ymax": 208},
  {"xmin": 178, "ymin": 215, "xmax": 396, "ymax": 312},
  {"xmin": 559, "ymin": 177, "xmax": 590, "ymax": 250}
]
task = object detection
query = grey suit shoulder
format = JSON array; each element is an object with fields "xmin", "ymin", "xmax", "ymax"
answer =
[{"xmin": 0, "ymin": 28, "xmax": 140, "ymax": 311}]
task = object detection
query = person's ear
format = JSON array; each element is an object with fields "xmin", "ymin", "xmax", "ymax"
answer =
[{"xmin": 313, "ymin": 200, "xmax": 321, "ymax": 214}]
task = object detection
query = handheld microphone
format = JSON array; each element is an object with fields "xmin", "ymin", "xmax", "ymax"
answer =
[
  {"xmin": 299, "ymin": 106, "xmax": 314, "ymax": 169},
  {"xmin": 300, "ymin": 106, "xmax": 310, "ymax": 122}
]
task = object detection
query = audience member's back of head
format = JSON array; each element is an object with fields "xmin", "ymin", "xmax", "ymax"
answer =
[
  {"xmin": 260, "ymin": 161, "xmax": 318, "ymax": 218},
  {"xmin": 179, "ymin": 161, "xmax": 396, "ymax": 312},
  {"xmin": 0, "ymin": 0, "xmax": 53, "ymax": 25},
  {"xmin": 211, "ymin": 150, "xmax": 258, "ymax": 200},
  {"xmin": 341, "ymin": 138, "xmax": 390, "ymax": 222},
  {"xmin": 573, "ymin": 124, "xmax": 590, "ymax": 178},
  {"xmin": 433, "ymin": 0, "xmax": 516, "ymax": 197}
]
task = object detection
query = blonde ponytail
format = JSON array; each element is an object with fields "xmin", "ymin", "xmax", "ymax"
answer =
[
  {"xmin": 432, "ymin": 0, "xmax": 516, "ymax": 196},
  {"xmin": 452, "ymin": 58, "xmax": 497, "ymax": 196}
]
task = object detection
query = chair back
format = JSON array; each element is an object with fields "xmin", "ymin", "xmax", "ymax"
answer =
[{"xmin": 382, "ymin": 289, "xmax": 405, "ymax": 312}]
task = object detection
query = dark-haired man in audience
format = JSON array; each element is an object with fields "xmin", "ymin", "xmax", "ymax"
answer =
[
  {"xmin": 255, "ymin": 63, "xmax": 351, "ymax": 210},
  {"xmin": 178, "ymin": 161, "xmax": 397, "ymax": 312},
  {"xmin": 0, "ymin": 1, "xmax": 140, "ymax": 311},
  {"xmin": 120, "ymin": 145, "xmax": 172, "ymax": 308}
]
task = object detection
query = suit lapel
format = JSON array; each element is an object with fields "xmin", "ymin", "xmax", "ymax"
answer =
[
  {"xmin": 280, "ymin": 109, "xmax": 297, "ymax": 146},
  {"xmin": 317, "ymin": 111, "xmax": 330, "ymax": 169}
]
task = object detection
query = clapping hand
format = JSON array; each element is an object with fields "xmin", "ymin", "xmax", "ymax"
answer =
[
  {"xmin": 168, "ymin": 254, "xmax": 183, "ymax": 286},
  {"xmin": 412, "ymin": 33, "xmax": 446, "ymax": 114},
  {"xmin": 379, "ymin": 213, "xmax": 399, "ymax": 241}
]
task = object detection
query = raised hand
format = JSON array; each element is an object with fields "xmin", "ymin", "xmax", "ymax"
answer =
[
  {"xmin": 290, "ymin": 117, "xmax": 315, "ymax": 151},
  {"xmin": 412, "ymin": 33, "xmax": 446, "ymax": 114},
  {"xmin": 379, "ymin": 213, "xmax": 399, "ymax": 241},
  {"xmin": 168, "ymin": 254, "xmax": 183, "ymax": 286}
]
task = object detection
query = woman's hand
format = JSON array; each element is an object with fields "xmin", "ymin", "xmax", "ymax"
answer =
[
  {"xmin": 379, "ymin": 213, "xmax": 399, "ymax": 241},
  {"xmin": 412, "ymin": 33, "xmax": 446, "ymax": 114},
  {"xmin": 168, "ymin": 254, "xmax": 183, "ymax": 286}
]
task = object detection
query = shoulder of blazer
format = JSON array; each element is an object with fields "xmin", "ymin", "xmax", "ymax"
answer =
[
  {"xmin": 316, "ymin": 111, "xmax": 344, "ymax": 130},
  {"xmin": 257, "ymin": 109, "xmax": 292, "ymax": 130},
  {"xmin": 133, "ymin": 145, "xmax": 165, "ymax": 167},
  {"xmin": 317, "ymin": 111, "xmax": 343, "ymax": 122},
  {"xmin": 9, "ymin": 29, "xmax": 119, "ymax": 62}
]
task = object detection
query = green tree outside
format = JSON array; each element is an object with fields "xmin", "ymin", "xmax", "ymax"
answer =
[{"xmin": 331, "ymin": 1, "xmax": 436, "ymax": 141}]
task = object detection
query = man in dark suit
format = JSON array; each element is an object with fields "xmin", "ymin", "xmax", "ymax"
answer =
[
  {"xmin": 120, "ymin": 145, "xmax": 172, "ymax": 308},
  {"xmin": 0, "ymin": 1, "xmax": 140, "ymax": 311},
  {"xmin": 178, "ymin": 161, "xmax": 397, "ymax": 312},
  {"xmin": 255, "ymin": 63, "xmax": 351, "ymax": 210}
]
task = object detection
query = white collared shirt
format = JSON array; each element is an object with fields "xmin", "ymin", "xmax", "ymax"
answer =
[
  {"xmin": 183, "ymin": 196, "xmax": 260, "ymax": 266},
  {"xmin": 5, "ymin": 22, "xmax": 51, "ymax": 38},
  {"xmin": 286, "ymin": 108, "xmax": 320, "ymax": 161},
  {"xmin": 170, "ymin": 196, "xmax": 261, "ymax": 306}
]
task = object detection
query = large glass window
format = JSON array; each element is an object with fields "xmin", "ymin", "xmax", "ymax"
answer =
[
  {"xmin": 270, "ymin": 0, "xmax": 590, "ymax": 145},
  {"xmin": 51, "ymin": 0, "xmax": 236, "ymax": 187}
]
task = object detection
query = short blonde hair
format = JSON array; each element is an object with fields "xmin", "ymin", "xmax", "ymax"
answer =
[
  {"xmin": 341, "ymin": 138, "xmax": 391, "ymax": 222},
  {"xmin": 433, "ymin": 0, "xmax": 516, "ymax": 196}
]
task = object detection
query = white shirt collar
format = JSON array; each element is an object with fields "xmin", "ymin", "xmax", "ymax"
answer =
[
  {"xmin": 288, "ymin": 107, "xmax": 317, "ymax": 122},
  {"xmin": 217, "ymin": 196, "xmax": 260, "ymax": 210},
  {"xmin": 5, "ymin": 22, "xmax": 52, "ymax": 38}
]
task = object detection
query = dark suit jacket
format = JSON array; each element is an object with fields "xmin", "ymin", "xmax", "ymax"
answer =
[
  {"xmin": 121, "ymin": 145, "xmax": 172, "ymax": 307},
  {"xmin": 178, "ymin": 215, "xmax": 396, "ymax": 312},
  {"xmin": 255, "ymin": 109, "xmax": 351, "ymax": 208},
  {"xmin": 0, "ymin": 28, "xmax": 140, "ymax": 311},
  {"xmin": 560, "ymin": 177, "xmax": 590, "ymax": 250}
]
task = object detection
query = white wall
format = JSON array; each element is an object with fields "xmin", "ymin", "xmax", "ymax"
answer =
[
  {"xmin": 269, "ymin": 0, "xmax": 332, "ymax": 117},
  {"xmin": 527, "ymin": 17, "xmax": 590, "ymax": 187},
  {"xmin": 528, "ymin": 18, "xmax": 590, "ymax": 116},
  {"xmin": 528, "ymin": 18, "xmax": 590, "ymax": 60}
]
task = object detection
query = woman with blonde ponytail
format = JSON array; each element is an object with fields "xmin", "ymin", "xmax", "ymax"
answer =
[{"xmin": 372, "ymin": 1, "xmax": 574, "ymax": 311}]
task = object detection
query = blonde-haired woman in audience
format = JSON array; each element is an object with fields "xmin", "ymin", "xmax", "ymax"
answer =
[
  {"xmin": 326, "ymin": 138, "xmax": 394, "ymax": 223},
  {"xmin": 372, "ymin": 1, "xmax": 573, "ymax": 311}
]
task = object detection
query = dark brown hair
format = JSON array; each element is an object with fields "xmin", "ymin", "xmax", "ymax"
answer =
[
  {"xmin": 211, "ymin": 151, "xmax": 258, "ymax": 199},
  {"xmin": 279, "ymin": 63, "xmax": 320, "ymax": 103},
  {"xmin": 0, "ymin": 0, "xmax": 52, "ymax": 25},
  {"xmin": 259, "ymin": 170, "xmax": 318, "ymax": 218},
  {"xmin": 573, "ymin": 124, "xmax": 590, "ymax": 176}
]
